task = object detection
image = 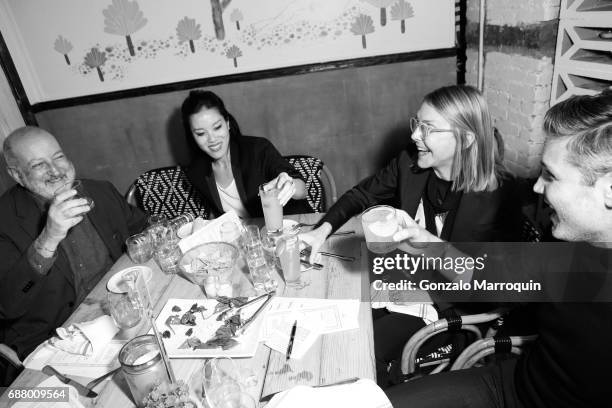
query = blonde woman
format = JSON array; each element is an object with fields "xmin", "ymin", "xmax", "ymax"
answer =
[
  {"xmin": 300, "ymin": 85, "xmax": 521, "ymax": 386},
  {"xmin": 302, "ymin": 84, "xmax": 519, "ymax": 259}
]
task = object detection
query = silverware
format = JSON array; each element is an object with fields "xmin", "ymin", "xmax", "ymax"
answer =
[
  {"xmin": 330, "ymin": 230, "xmax": 355, "ymax": 236},
  {"xmin": 295, "ymin": 222, "xmax": 316, "ymax": 229},
  {"xmin": 299, "ymin": 259, "xmax": 324, "ymax": 270},
  {"xmin": 86, "ymin": 367, "xmax": 120, "ymax": 390},
  {"xmin": 259, "ymin": 377, "xmax": 360, "ymax": 402},
  {"xmin": 300, "ymin": 249, "xmax": 355, "ymax": 262},
  {"xmin": 217, "ymin": 292, "xmax": 272, "ymax": 320},
  {"xmin": 42, "ymin": 365, "xmax": 98, "ymax": 398},
  {"xmin": 237, "ymin": 293, "xmax": 274, "ymax": 335}
]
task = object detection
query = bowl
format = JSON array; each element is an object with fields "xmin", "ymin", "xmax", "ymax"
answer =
[{"xmin": 179, "ymin": 242, "xmax": 240, "ymax": 278}]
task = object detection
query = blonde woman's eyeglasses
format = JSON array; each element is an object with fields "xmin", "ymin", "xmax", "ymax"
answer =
[{"xmin": 410, "ymin": 118, "xmax": 453, "ymax": 139}]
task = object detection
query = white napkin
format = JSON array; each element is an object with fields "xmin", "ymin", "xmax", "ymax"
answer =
[
  {"xmin": 10, "ymin": 376, "xmax": 85, "ymax": 408},
  {"xmin": 49, "ymin": 315, "xmax": 119, "ymax": 356},
  {"xmin": 178, "ymin": 210, "xmax": 245, "ymax": 254},
  {"xmin": 266, "ymin": 379, "xmax": 392, "ymax": 408}
]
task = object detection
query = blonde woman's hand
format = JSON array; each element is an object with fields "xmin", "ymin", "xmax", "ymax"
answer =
[
  {"xmin": 298, "ymin": 222, "xmax": 332, "ymax": 264},
  {"xmin": 393, "ymin": 209, "xmax": 442, "ymax": 254}
]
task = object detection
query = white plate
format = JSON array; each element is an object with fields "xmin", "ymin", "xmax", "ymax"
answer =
[
  {"xmin": 155, "ymin": 297, "xmax": 266, "ymax": 358},
  {"xmin": 107, "ymin": 266, "xmax": 153, "ymax": 293}
]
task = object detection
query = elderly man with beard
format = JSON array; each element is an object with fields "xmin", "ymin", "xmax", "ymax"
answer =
[{"xmin": 0, "ymin": 127, "xmax": 146, "ymax": 376}]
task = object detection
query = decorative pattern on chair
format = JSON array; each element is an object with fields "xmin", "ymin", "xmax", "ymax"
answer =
[
  {"xmin": 134, "ymin": 166, "xmax": 210, "ymax": 219},
  {"xmin": 286, "ymin": 155, "xmax": 325, "ymax": 213}
]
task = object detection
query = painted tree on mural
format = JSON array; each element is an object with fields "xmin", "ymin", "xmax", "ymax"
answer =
[
  {"xmin": 390, "ymin": 0, "xmax": 414, "ymax": 34},
  {"xmin": 84, "ymin": 48, "xmax": 107, "ymax": 82},
  {"xmin": 225, "ymin": 45, "xmax": 242, "ymax": 67},
  {"xmin": 361, "ymin": 0, "xmax": 395, "ymax": 26},
  {"xmin": 209, "ymin": 0, "xmax": 233, "ymax": 40},
  {"xmin": 54, "ymin": 36, "xmax": 73, "ymax": 65},
  {"xmin": 230, "ymin": 9, "xmax": 243, "ymax": 31},
  {"xmin": 103, "ymin": 0, "xmax": 148, "ymax": 57},
  {"xmin": 177, "ymin": 17, "xmax": 202, "ymax": 53},
  {"xmin": 351, "ymin": 14, "xmax": 375, "ymax": 49}
]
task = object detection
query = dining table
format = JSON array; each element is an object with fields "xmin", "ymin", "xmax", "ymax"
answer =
[{"xmin": 2, "ymin": 213, "xmax": 378, "ymax": 407}]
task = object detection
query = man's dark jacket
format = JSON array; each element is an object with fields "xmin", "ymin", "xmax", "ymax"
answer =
[{"xmin": 0, "ymin": 179, "xmax": 146, "ymax": 357}]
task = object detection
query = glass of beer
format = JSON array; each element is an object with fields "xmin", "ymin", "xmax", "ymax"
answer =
[{"xmin": 361, "ymin": 205, "xmax": 399, "ymax": 254}]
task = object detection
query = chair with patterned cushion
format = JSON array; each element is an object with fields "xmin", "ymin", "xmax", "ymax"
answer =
[
  {"xmin": 126, "ymin": 166, "xmax": 210, "ymax": 219},
  {"xmin": 285, "ymin": 155, "xmax": 337, "ymax": 213}
]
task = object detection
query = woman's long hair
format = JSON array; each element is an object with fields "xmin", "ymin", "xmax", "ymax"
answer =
[
  {"xmin": 181, "ymin": 90, "xmax": 242, "ymax": 159},
  {"xmin": 422, "ymin": 85, "xmax": 505, "ymax": 192}
]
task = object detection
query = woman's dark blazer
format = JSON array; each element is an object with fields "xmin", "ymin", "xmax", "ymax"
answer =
[
  {"xmin": 321, "ymin": 150, "xmax": 521, "ymax": 242},
  {"xmin": 185, "ymin": 135, "xmax": 309, "ymax": 218}
]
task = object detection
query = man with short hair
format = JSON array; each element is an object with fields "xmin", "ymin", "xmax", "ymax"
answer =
[
  {"xmin": 386, "ymin": 90, "xmax": 612, "ymax": 407},
  {"xmin": 0, "ymin": 127, "xmax": 146, "ymax": 373}
]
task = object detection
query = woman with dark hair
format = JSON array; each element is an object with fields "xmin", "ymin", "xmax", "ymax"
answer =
[{"xmin": 182, "ymin": 90, "xmax": 307, "ymax": 218}]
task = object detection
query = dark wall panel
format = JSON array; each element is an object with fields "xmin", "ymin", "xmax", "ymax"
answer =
[{"xmin": 33, "ymin": 57, "xmax": 455, "ymax": 197}]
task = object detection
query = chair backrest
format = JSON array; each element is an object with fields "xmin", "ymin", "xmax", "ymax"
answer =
[
  {"xmin": 401, "ymin": 310, "xmax": 505, "ymax": 376},
  {"xmin": 285, "ymin": 155, "xmax": 337, "ymax": 213},
  {"xmin": 450, "ymin": 335, "xmax": 538, "ymax": 370},
  {"xmin": 125, "ymin": 166, "xmax": 210, "ymax": 219}
]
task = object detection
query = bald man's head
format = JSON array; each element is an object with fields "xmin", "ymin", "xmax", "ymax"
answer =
[{"xmin": 3, "ymin": 126, "xmax": 75, "ymax": 200}]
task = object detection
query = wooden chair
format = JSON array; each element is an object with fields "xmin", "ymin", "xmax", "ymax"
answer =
[
  {"xmin": 285, "ymin": 155, "xmax": 337, "ymax": 213},
  {"xmin": 125, "ymin": 165, "xmax": 210, "ymax": 218}
]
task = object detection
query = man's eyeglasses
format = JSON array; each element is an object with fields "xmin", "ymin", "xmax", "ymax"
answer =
[{"xmin": 410, "ymin": 118, "xmax": 453, "ymax": 139}]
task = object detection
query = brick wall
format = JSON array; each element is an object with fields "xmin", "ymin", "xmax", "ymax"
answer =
[{"xmin": 465, "ymin": 0, "xmax": 560, "ymax": 177}]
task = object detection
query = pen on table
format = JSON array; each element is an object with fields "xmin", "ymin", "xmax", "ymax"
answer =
[{"xmin": 286, "ymin": 320, "xmax": 297, "ymax": 361}]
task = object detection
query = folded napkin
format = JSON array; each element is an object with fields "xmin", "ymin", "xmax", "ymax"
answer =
[
  {"xmin": 178, "ymin": 210, "xmax": 245, "ymax": 255},
  {"xmin": 49, "ymin": 315, "xmax": 119, "ymax": 356},
  {"xmin": 9, "ymin": 376, "xmax": 85, "ymax": 408},
  {"xmin": 266, "ymin": 379, "xmax": 392, "ymax": 408}
]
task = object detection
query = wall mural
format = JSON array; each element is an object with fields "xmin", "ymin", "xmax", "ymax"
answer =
[{"xmin": 2, "ymin": 0, "xmax": 455, "ymax": 102}]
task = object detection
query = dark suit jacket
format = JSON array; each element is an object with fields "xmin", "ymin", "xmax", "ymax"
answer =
[
  {"xmin": 0, "ymin": 179, "xmax": 146, "ymax": 357},
  {"xmin": 321, "ymin": 150, "xmax": 521, "ymax": 242},
  {"xmin": 185, "ymin": 135, "xmax": 309, "ymax": 218}
]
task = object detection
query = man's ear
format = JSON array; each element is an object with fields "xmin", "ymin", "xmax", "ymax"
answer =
[{"xmin": 6, "ymin": 166, "xmax": 24, "ymax": 186}]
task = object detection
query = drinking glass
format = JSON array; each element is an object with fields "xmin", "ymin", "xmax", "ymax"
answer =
[
  {"xmin": 245, "ymin": 246, "xmax": 275, "ymax": 294},
  {"xmin": 154, "ymin": 240, "xmax": 181, "ymax": 274},
  {"xmin": 108, "ymin": 292, "xmax": 142, "ymax": 329},
  {"xmin": 54, "ymin": 179, "xmax": 95, "ymax": 212},
  {"xmin": 147, "ymin": 214, "xmax": 167, "ymax": 227},
  {"xmin": 242, "ymin": 225, "xmax": 261, "ymax": 251},
  {"xmin": 361, "ymin": 205, "xmax": 400, "ymax": 254},
  {"xmin": 258, "ymin": 184, "xmax": 283, "ymax": 233},
  {"xmin": 119, "ymin": 335, "xmax": 170, "ymax": 408},
  {"xmin": 167, "ymin": 214, "xmax": 194, "ymax": 236},
  {"xmin": 276, "ymin": 232, "xmax": 306, "ymax": 288},
  {"xmin": 126, "ymin": 233, "xmax": 153, "ymax": 264},
  {"xmin": 220, "ymin": 221, "xmax": 241, "ymax": 247},
  {"xmin": 215, "ymin": 392, "xmax": 256, "ymax": 408},
  {"xmin": 146, "ymin": 223, "xmax": 170, "ymax": 251},
  {"xmin": 202, "ymin": 358, "xmax": 245, "ymax": 408},
  {"xmin": 260, "ymin": 233, "xmax": 280, "ymax": 272}
]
